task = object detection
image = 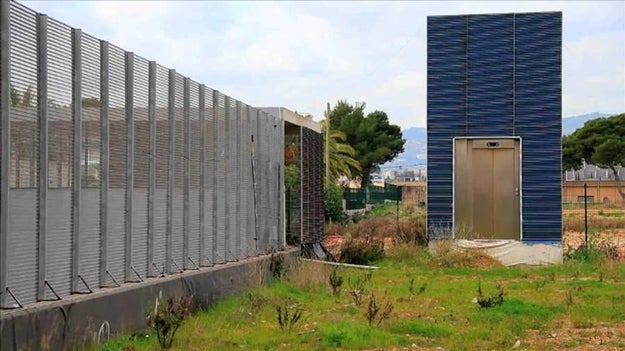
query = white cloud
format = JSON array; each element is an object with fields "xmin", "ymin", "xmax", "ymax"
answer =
[{"xmin": 18, "ymin": 0, "xmax": 625, "ymax": 129}]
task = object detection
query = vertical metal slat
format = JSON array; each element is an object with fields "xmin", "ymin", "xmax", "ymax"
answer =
[
  {"xmin": 198, "ymin": 84, "xmax": 205, "ymax": 266},
  {"xmin": 211, "ymin": 89, "xmax": 218, "ymax": 264},
  {"xmin": 0, "ymin": 0, "xmax": 11, "ymax": 308},
  {"xmin": 71, "ymin": 28, "xmax": 82, "ymax": 293},
  {"xmin": 182, "ymin": 77, "xmax": 190, "ymax": 269},
  {"xmin": 147, "ymin": 61, "xmax": 155, "ymax": 276},
  {"xmin": 235, "ymin": 101, "xmax": 241, "ymax": 259},
  {"xmin": 99, "ymin": 40, "xmax": 109, "ymax": 287},
  {"xmin": 222, "ymin": 95, "xmax": 232, "ymax": 262},
  {"xmin": 36, "ymin": 13, "xmax": 48, "ymax": 301},
  {"xmin": 166, "ymin": 69, "xmax": 175, "ymax": 273},
  {"xmin": 124, "ymin": 51, "xmax": 134, "ymax": 281}
]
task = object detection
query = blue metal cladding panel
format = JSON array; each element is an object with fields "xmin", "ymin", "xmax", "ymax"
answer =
[
  {"xmin": 427, "ymin": 16, "xmax": 467, "ymax": 233},
  {"xmin": 427, "ymin": 12, "xmax": 562, "ymax": 241},
  {"xmin": 467, "ymin": 14, "xmax": 514, "ymax": 136},
  {"xmin": 515, "ymin": 12, "xmax": 562, "ymax": 241}
]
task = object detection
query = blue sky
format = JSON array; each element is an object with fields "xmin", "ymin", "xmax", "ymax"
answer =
[{"xmin": 22, "ymin": 1, "xmax": 625, "ymax": 129}]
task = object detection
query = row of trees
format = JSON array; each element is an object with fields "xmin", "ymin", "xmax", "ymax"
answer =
[
  {"xmin": 322, "ymin": 101, "xmax": 405, "ymax": 222},
  {"xmin": 322, "ymin": 101, "xmax": 405, "ymax": 186},
  {"xmin": 563, "ymin": 113, "xmax": 625, "ymax": 200}
]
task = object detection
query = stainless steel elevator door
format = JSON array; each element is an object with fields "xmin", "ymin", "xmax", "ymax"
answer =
[{"xmin": 454, "ymin": 138, "xmax": 520, "ymax": 239}]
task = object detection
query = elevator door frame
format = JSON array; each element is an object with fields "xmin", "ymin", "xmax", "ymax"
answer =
[{"xmin": 452, "ymin": 136, "xmax": 523, "ymax": 240}]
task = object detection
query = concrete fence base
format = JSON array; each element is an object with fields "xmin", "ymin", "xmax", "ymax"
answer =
[{"xmin": 0, "ymin": 249, "xmax": 299, "ymax": 351}]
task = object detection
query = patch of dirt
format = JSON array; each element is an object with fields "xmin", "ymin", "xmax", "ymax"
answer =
[
  {"xmin": 358, "ymin": 322, "xmax": 625, "ymax": 351},
  {"xmin": 525, "ymin": 320, "xmax": 625, "ymax": 350},
  {"xmin": 323, "ymin": 234, "xmax": 345, "ymax": 258},
  {"xmin": 468, "ymin": 254, "xmax": 502, "ymax": 268},
  {"xmin": 323, "ymin": 234, "xmax": 394, "ymax": 259},
  {"xmin": 563, "ymin": 229, "xmax": 625, "ymax": 259}
]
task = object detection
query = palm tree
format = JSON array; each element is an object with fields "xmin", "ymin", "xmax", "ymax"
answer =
[{"xmin": 321, "ymin": 119, "xmax": 361, "ymax": 183}]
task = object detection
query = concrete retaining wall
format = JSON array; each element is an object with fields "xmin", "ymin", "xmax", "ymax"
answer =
[{"xmin": 0, "ymin": 249, "xmax": 298, "ymax": 351}]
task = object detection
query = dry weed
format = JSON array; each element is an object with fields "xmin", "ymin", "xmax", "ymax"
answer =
[
  {"xmin": 286, "ymin": 260, "xmax": 333, "ymax": 289},
  {"xmin": 429, "ymin": 240, "xmax": 501, "ymax": 268}
]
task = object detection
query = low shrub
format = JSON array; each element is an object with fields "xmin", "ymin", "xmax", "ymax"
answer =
[
  {"xmin": 328, "ymin": 268, "xmax": 344, "ymax": 296},
  {"xmin": 276, "ymin": 302, "xmax": 303, "ymax": 333},
  {"xmin": 343, "ymin": 216, "xmax": 396, "ymax": 240},
  {"xmin": 476, "ymin": 281, "xmax": 504, "ymax": 308},
  {"xmin": 365, "ymin": 292, "xmax": 394, "ymax": 327},
  {"xmin": 564, "ymin": 216, "xmax": 625, "ymax": 233},
  {"xmin": 247, "ymin": 292, "xmax": 268, "ymax": 314},
  {"xmin": 325, "ymin": 221, "xmax": 343, "ymax": 237},
  {"xmin": 146, "ymin": 292, "xmax": 193, "ymax": 350},
  {"xmin": 325, "ymin": 182, "xmax": 347, "ymax": 223},
  {"xmin": 430, "ymin": 240, "xmax": 501, "ymax": 269},
  {"xmin": 396, "ymin": 215, "xmax": 427, "ymax": 246},
  {"xmin": 270, "ymin": 253, "xmax": 286, "ymax": 279},
  {"xmin": 565, "ymin": 239, "xmax": 619, "ymax": 262},
  {"xmin": 339, "ymin": 238, "xmax": 385, "ymax": 265}
]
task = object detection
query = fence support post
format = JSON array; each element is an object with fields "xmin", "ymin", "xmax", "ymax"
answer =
[
  {"xmin": 71, "ymin": 28, "xmax": 82, "ymax": 293},
  {"xmin": 246, "ymin": 105, "xmax": 253, "ymax": 257},
  {"xmin": 99, "ymin": 41, "xmax": 109, "ymax": 287},
  {"xmin": 584, "ymin": 183, "xmax": 588, "ymax": 245},
  {"xmin": 235, "ymin": 101, "xmax": 241, "ymax": 259},
  {"xmin": 0, "ymin": 0, "xmax": 11, "ymax": 308},
  {"xmin": 147, "ymin": 61, "xmax": 156, "ymax": 277},
  {"xmin": 198, "ymin": 85, "xmax": 206, "ymax": 265},
  {"xmin": 211, "ymin": 90, "xmax": 219, "ymax": 264},
  {"xmin": 166, "ymin": 69, "xmax": 175, "ymax": 274},
  {"xmin": 124, "ymin": 52, "xmax": 134, "ymax": 282},
  {"xmin": 36, "ymin": 13, "xmax": 49, "ymax": 301},
  {"xmin": 183, "ymin": 77, "xmax": 190, "ymax": 269},
  {"xmin": 224, "ymin": 96, "xmax": 230, "ymax": 261}
]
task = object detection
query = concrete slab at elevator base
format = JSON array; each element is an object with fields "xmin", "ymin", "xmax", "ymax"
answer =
[
  {"xmin": 429, "ymin": 240, "xmax": 563, "ymax": 266},
  {"xmin": 0, "ymin": 249, "xmax": 299, "ymax": 351}
]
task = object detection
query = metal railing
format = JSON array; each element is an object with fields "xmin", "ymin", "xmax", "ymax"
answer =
[{"xmin": 343, "ymin": 183, "xmax": 401, "ymax": 210}]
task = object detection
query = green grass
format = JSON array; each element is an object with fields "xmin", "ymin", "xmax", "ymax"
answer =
[
  {"xmin": 363, "ymin": 203, "xmax": 397, "ymax": 219},
  {"xmin": 92, "ymin": 248, "xmax": 625, "ymax": 351},
  {"xmin": 600, "ymin": 211, "xmax": 624, "ymax": 218}
]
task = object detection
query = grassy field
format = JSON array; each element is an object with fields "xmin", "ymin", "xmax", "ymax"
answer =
[{"xmin": 94, "ymin": 245, "xmax": 625, "ymax": 351}]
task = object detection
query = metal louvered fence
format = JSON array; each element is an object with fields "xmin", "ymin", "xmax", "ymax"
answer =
[{"xmin": 0, "ymin": 1, "xmax": 286, "ymax": 308}]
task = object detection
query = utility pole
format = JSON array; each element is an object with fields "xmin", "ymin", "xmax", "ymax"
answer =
[{"xmin": 325, "ymin": 102, "xmax": 330, "ymax": 181}]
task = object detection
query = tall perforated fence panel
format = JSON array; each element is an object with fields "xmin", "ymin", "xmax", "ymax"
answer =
[
  {"xmin": 301, "ymin": 127, "xmax": 324, "ymax": 245},
  {"xmin": 284, "ymin": 126, "xmax": 301, "ymax": 246},
  {"xmin": 0, "ymin": 1, "xmax": 286, "ymax": 309}
]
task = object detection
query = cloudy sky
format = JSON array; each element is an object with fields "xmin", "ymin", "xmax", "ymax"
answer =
[{"xmin": 22, "ymin": 1, "xmax": 625, "ymax": 129}]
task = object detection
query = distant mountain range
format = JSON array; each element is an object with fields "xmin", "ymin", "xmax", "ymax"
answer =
[
  {"xmin": 381, "ymin": 112, "xmax": 613, "ymax": 170},
  {"xmin": 562, "ymin": 112, "xmax": 611, "ymax": 135}
]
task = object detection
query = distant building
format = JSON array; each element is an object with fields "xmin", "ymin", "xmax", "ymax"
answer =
[
  {"xmin": 564, "ymin": 162, "xmax": 623, "ymax": 181},
  {"xmin": 563, "ymin": 180, "xmax": 624, "ymax": 204}
]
